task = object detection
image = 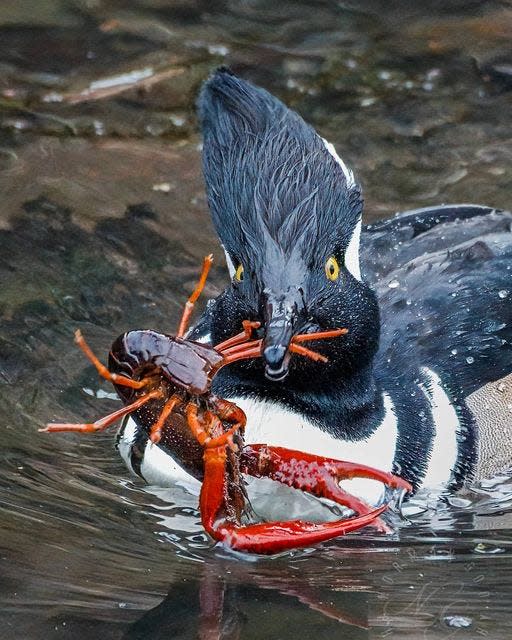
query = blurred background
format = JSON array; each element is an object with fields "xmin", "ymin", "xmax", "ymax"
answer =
[{"xmin": 0, "ymin": 1, "xmax": 511, "ymax": 638}]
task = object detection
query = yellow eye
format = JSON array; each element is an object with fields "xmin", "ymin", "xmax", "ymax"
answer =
[
  {"xmin": 234, "ymin": 264, "xmax": 244, "ymax": 282},
  {"xmin": 325, "ymin": 256, "xmax": 340, "ymax": 281}
]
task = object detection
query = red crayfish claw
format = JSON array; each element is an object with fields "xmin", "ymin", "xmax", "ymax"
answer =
[{"xmin": 199, "ymin": 443, "xmax": 412, "ymax": 554}]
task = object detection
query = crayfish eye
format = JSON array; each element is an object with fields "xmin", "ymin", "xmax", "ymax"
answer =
[
  {"xmin": 234, "ymin": 264, "xmax": 244, "ymax": 282},
  {"xmin": 325, "ymin": 256, "xmax": 340, "ymax": 281}
]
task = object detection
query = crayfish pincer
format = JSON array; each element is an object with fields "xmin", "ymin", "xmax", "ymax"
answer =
[{"xmin": 42, "ymin": 256, "xmax": 411, "ymax": 554}]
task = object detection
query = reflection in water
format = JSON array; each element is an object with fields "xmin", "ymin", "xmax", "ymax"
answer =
[
  {"xmin": 1, "ymin": 0, "xmax": 512, "ymax": 638},
  {"xmin": 124, "ymin": 560, "xmax": 370, "ymax": 639}
]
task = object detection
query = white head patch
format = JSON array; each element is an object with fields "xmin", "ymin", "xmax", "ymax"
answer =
[
  {"xmin": 322, "ymin": 137, "xmax": 361, "ymax": 280},
  {"xmin": 344, "ymin": 218, "xmax": 362, "ymax": 280},
  {"xmin": 322, "ymin": 137, "xmax": 355, "ymax": 189},
  {"xmin": 223, "ymin": 244, "xmax": 236, "ymax": 278}
]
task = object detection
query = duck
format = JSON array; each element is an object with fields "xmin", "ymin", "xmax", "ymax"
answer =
[{"xmin": 117, "ymin": 68, "xmax": 512, "ymax": 501}]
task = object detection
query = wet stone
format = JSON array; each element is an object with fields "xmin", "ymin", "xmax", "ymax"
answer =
[{"xmin": 443, "ymin": 615, "xmax": 473, "ymax": 628}]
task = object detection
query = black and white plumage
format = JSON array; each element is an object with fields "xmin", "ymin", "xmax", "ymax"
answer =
[{"xmin": 118, "ymin": 69, "xmax": 512, "ymax": 501}]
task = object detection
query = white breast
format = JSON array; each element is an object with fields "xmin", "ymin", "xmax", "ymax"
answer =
[
  {"xmin": 232, "ymin": 393, "xmax": 397, "ymax": 466},
  {"xmin": 419, "ymin": 367, "xmax": 459, "ymax": 487},
  {"xmin": 117, "ymin": 418, "xmax": 201, "ymax": 493}
]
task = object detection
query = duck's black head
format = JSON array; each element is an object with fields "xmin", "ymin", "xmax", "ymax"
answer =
[{"xmin": 198, "ymin": 69, "xmax": 379, "ymax": 392}]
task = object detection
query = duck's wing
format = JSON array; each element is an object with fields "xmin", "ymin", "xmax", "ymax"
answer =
[
  {"xmin": 366, "ymin": 205, "xmax": 512, "ymax": 397},
  {"xmin": 362, "ymin": 204, "xmax": 508, "ymax": 281},
  {"xmin": 364, "ymin": 204, "xmax": 501, "ymax": 236}
]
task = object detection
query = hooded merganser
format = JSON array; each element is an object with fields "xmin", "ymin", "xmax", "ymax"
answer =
[{"xmin": 118, "ymin": 69, "xmax": 512, "ymax": 499}]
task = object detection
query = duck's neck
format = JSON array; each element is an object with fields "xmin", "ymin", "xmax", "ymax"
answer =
[{"xmin": 213, "ymin": 363, "xmax": 384, "ymax": 441}]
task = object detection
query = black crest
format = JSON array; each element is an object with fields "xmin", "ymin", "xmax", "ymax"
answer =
[{"xmin": 198, "ymin": 69, "xmax": 362, "ymax": 269}]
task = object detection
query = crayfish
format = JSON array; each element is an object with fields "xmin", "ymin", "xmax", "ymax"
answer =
[{"xmin": 41, "ymin": 255, "xmax": 411, "ymax": 554}]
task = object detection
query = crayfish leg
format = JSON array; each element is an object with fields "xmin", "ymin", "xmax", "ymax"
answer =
[
  {"xmin": 211, "ymin": 398, "xmax": 246, "ymax": 431},
  {"xmin": 291, "ymin": 328, "xmax": 348, "ymax": 343},
  {"xmin": 200, "ymin": 446, "xmax": 230, "ymax": 538},
  {"xmin": 75, "ymin": 329, "xmax": 147, "ymax": 390},
  {"xmin": 288, "ymin": 342, "xmax": 328, "ymax": 363},
  {"xmin": 177, "ymin": 255, "xmax": 213, "ymax": 338},
  {"xmin": 185, "ymin": 404, "xmax": 243, "ymax": 450},
  {"xmin": 214, "ymin": 320, "xmax": 261, "ymax": 352},
  {"xmin": 41, "ymin": 389, "xmax": 162, "ymax": 434},
  {"xmin": 149, "ymin": 394, "xmax": 182, "ymax": 444}
]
